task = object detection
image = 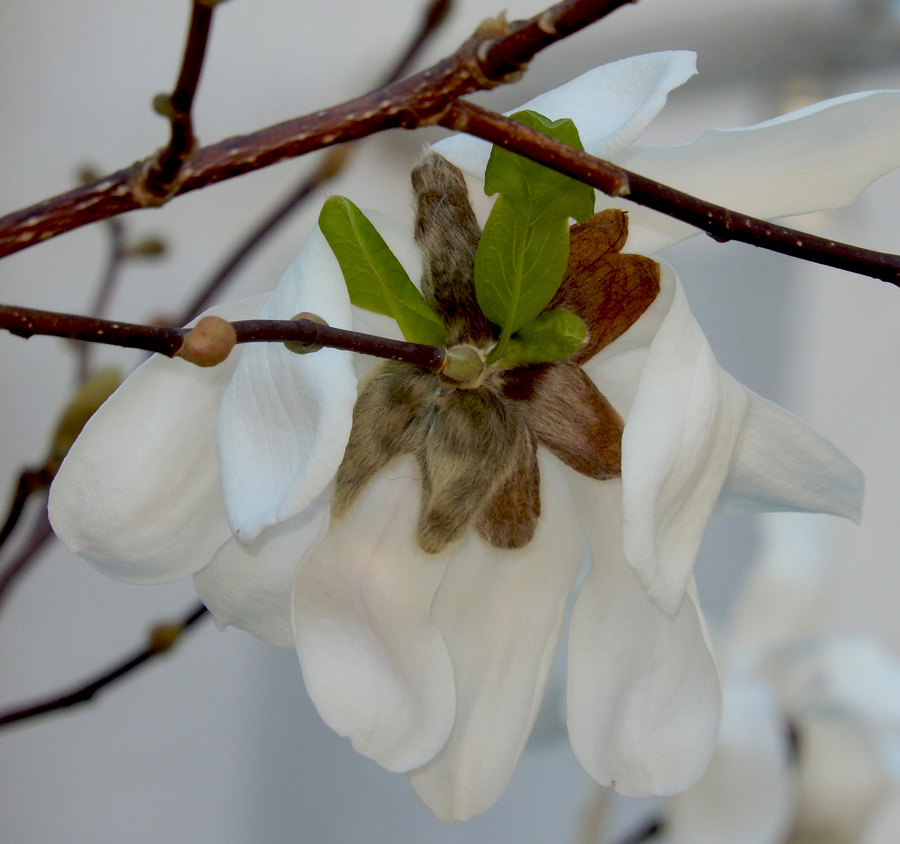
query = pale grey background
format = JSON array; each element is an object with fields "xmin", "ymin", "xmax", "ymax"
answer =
[{"xmin": 2, "ymin": 1, "xmax": 899, "ymax": 841}]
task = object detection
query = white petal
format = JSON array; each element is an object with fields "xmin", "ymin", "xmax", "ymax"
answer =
[
  {"xmin": 717, "ymin": 391, "xmax": 863, "ymax": 522},
  {"xmin": 621, "ymin": 264, "xmax": 749, "ymax": 614},
  {"xmin": 193, "ymin": 490, "xmax": 329, "ymax": 648},
  {"xmin": 434, "ymin": 52, "xmax": 697, "ymax": 178},
  {"xmin": 408, "ymin": 455, "xmax": 584, "ymax": 823},
  {"xmin": 216, "ymin": 226, "xmax": 356, "ymax": 542},
  {"xmin": 614, "ymin": 90, "xmax": 900, "ymax": 254},
  {"xmin": 567, "ymin": 477, "xmax": 721, "ymax": 797},
  {"xmin": 48, "ymin": 296, "xmax": 265, "ymax": 584},
  {"xmin": 664, "ymin": 679, "xmax": 794, "ymax": 844},
  {"xmin": 292, "ymin": 457, "xmax": 455, "ymax": 772}
]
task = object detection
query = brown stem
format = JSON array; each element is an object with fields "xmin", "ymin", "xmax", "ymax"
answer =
[
  {"xmin": 0, "ymin": 469, "xmax": 53, "ymax": 556},
  {"xmin": 144, "ymin": 0, "xmax": 219, "ymax": 198},
  {"xmin": 0, "ymin": 602, "xmax": 209, "ymax": 729},
  {"xmin": 179, "ymin": 0, "xmax": 457, "ymax": 321},
  {"xmin": 440, "ymin": 100, "xmax": 900, "ymax": 286},
  {"xmin": 0, "ymin": 507, "xmax": 54, "ymax": 611},
  {"xmin": 0, "ymin": 303, "xmax": 448, "ymax": 371},
  {"xmin": 0, "ymin": 0, "xmax": 635, "ymax": 257}
]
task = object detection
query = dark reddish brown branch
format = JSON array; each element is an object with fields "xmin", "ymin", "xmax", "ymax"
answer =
[
  {"xmin": 0, "ymin": 470, "xmax": 53, "ymax": 556},
  {"xmin": 440, "ymin": 100, "xmax": 900, "ymax": 286},
  {"xmin": 0, "ymin": 0, "xmax": 635, "ymax": 257},
  {"xmin": 0, "ymin": 602, "xmax": 209, "ymax": 729},
  {"xmin": 0, "ymin": 303, "xmax": 448, "ymax": 371},
  {"xmin": 144, "ymin": 0, "xmax": 219, "ymax": 198},
  {"xmin": 0, "ymin": 507, "xmax": 54, "ymax": 611},
  {"xmin": 179, "ymin": 0, "xmax": 455, "ymax": 321}
]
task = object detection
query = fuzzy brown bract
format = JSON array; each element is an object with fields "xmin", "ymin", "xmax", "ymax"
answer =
[{"xmin": 332, "ymin": 153, "xmax": 661, "ymax": 554}]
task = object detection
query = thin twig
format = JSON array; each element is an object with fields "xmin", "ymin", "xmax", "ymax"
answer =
[
  {"xmin": 0, "ymin": 303, "xmax": 448, "ymax": 371},
  {"xmin": 0, "ymin": 507, "xmax": 54, "ymax": 611},
  {"xmin": 439, "ymin": 100, "xmax": 900, "ymax": 286},
  {"xmin": 0, "ymin": 0, "xmax": 635, "ymax": 257},
  {"xmin": 144, "ymin": 0, "xmax": 220, "ymax": 198},
  {"xmin": 0, "ymin": 469, "xmax": 53, "ymax": 556},
  {"xmin": 179, "ymin": 0, "xmax": 455, "ymax": 321},
  {"xmin": 0, "ymin": 603, "xmax": 209, "ymax": 729}
]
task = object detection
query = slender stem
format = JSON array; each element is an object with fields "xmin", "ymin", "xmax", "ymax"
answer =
[
  {"xmin": 144, "ymin": 0, "xmax": 219, "ymax": 197},
  {"xmin": 0, "ymin": 507, "xmax": 54, "ymax": 611},
  {"xmin": 440, "ymin": 100, "xmax": 900, "ymax": 286},
  {"xmin": 0, "ymin": 469, "xmax": 52, "ymax": 557},
  {"xmin": 0, "ymin": 0, "xmax": 635, "ymax": 257},
  {"xmin": 0, "ymin": 303, "xmax": 448, "ymax": 371},
  {"xmin": 0, "ymin": 603, "xmax": 209, "ymax": 729},
  {"xmin": 179, "ymin": 0, "xmax": 456, "ymax": 321}
]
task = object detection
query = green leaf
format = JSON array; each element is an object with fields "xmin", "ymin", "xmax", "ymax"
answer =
[
  {"xmin": 318, "ymin": 196, "xmax": 447, "ymax": 346},
  {"xmin": 488, "ymin": 309, "xmax": 586, "ymax": 368},
  {"xmin": 474, "ymin": 111, "xmax": 595, "ymax": 358}
]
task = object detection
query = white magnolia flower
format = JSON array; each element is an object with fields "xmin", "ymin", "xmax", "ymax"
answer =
[
  {"xmin": 643, "ymin": 515, "xmax": 900, "ymax": 844},
  {"xmin": 48, "ymin": 52, "xmax": 900, "ymax": 822}
]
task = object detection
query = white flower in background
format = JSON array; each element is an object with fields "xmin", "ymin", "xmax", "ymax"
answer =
[
  {"xmin": 48, "ymin": 52, "xmax": 900, "ymax": 822},
  {"xmin": 613, "ymin": 515, "xmax": 900, "ymax": 844}
]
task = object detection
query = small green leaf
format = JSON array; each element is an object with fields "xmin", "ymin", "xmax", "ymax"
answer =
[
  {"xmin": 318, "ymin": 196, "xmax": 446, "ymax": 346},
  {"xmin": 488, "ymin": 309, "xmax": 587, "ymax": 368},
  {"xmin": 474, "ymin": 111, "xmax": 595, "ymax": 359}
]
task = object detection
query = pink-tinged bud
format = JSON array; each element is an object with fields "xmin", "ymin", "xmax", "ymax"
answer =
[{"xmin": 178, "ymin": 315, "xmax": 237, "ymax": 367}]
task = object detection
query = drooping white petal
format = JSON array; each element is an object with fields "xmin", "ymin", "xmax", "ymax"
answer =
[
  {"xmin": 434, "ymin": 51, "xmax": 696, "ymax": 180},
  {"xmin": 567, "ymin": 477, "xmax": 721, "ymax": 797},
  {"xmin": 663, "ymin": 679, "xmax": 794, "ymax": 844},
  {"xmin": 292, "ymin": 457, "xmax": 455, "ymax": 773},
  {"xmin": 217, "ymin": 213, "xmax": 422, "ymax": 542},
  {"xmin": 194, "ymin": 490, "xmax": 330, "ymax": 648},
  {"xmin": 408, "ymin": 455, "xmax": 584, "ymax": 823},
  {"xmin": 48, "ymin": 296, "xmax": 266, "ymax": 584},
  {"xmin": 217, "ymin": 227, "xmax": 356, "ymax": 542},
  {"xmin": 717, "ymin": 391, "xmax": 863, "ymax": 522},
  {"xmin": 615, "ymin": 90, "xmax": 900, "ymax": 254},
  {"xmin": 620, "ymin": 263, "xmax": 749, "ymax": 615}
]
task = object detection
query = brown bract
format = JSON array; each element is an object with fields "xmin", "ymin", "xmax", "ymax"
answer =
[{"xmin": 332, "ymin": 154, "xmax": 660, "ymax": 554}]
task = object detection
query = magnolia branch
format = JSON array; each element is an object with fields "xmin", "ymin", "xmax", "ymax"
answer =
[
  {"xmin": 0, "ymin": 304, "xmax": 448, "ymax": 371},
  {"xmin": 143, "ymin": 0, "xmax": 221, "ymax": 199},
  {"xmin": 0, "ymin": 0, "xmax": 634, "ymax": 257},
  {"xmin": 178, "ymin": 0, "xmax": 454, "ymax": 321},
  {"xmin": 439, "ymin": 100, "xmax": 900, "ymax": 285},
  {"xmin": 0, "ymin": 602, "xmax": 209, "ymax": 729}
]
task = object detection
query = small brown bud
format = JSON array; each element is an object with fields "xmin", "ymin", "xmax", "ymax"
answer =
[
  {"xmin": 284, "ymin": 312, "xmax": 328, "ymax": 355},
  {"xmin": 440, "ymin": 345, "xmax": 485, "ymax": 388},
  {"xmin": 179, "ymin": 315, "xmax": 237, "ymax": 367}
]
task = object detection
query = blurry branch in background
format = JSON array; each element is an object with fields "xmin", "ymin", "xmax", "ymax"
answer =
[{"xmin": 0, "ymin": 603, "xmax": 209, "ymax": 729}]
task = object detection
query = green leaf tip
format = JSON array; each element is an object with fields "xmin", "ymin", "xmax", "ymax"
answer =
[
  {"xmin": 488, "ymin": 309, "xmax": 587, "ymax": 368},
  {"xmin": 318, "ymin": 195, "xmax": 446, "ymax": 346}
]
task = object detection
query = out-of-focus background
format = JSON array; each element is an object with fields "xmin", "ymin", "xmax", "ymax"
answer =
[{"xmin": 1, "ymin": 0, "xmax": 899, "ymax": 841}]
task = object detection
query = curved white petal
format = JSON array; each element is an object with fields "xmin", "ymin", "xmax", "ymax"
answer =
[
  {"xmin": 216, "ymin": 228, "xmax": 355, "ymax": 543},
  {"xmin": 218, "ymin": 213, "xmax": 422, "ymax": 542},
  {"xmin": 664, "ymin": 679, "xmax": 794, "ymax": 844},
  {"xmin": 567, "ymin": 477, "xmax": 721, "ymax": 797},
  {"xmin": 614, "ymin": 90, "xmax": 900, "ymax": 254},
  {"xmin": 717, "ymin": 391, "xmax": 863, "ymax": 522},
  {"xmin": 408, "ymin": 455, "xmax": 584, "ymax": 823},
  {"xmin": 292, "ymin": 457, "xmax": 455, "ymax": 773},
  {"xmin": 621, "ymin": 264, "xmax": 749, "ymax": 614},
  {"xmin": 194, "ymin": 490, "xmax": 330, "ymax": 648},
  {"xmin": 48, "ymin": 296, "xmax": 265, "ymax": 584},
  {"xmin": 435, "ymin": 51, "xmax": 697, "ymax": 179}
]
